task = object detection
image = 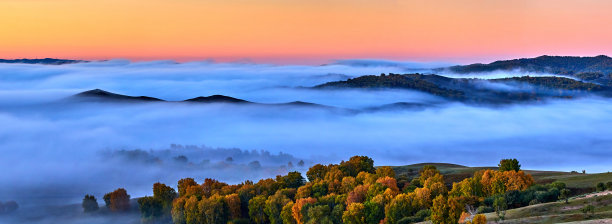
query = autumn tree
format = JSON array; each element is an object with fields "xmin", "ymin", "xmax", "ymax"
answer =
[
  {"xmin": 184, "ymin": 196, "xmax": 200, "ymax": 224},
  {"xmin": 418, "ymin": 165, "xmax": 440, "ymax": 186},
  {"xmin": 343, "ymin": 202, "xmax": 366, "ymax": 224},
  {"xmin": 347, "ymin": 184, "xmax": 370, "ymax": 205},
  {"xmin": 106, "ymin": 188, "xmax": 131, "ymax": 212},
  {"xmin": 385, "ymin": 193, "xmax": 417, "ymax": 224},
  {"xmin": 171, "ymin": 197, "xmax": 187, "ymax": 224},
  {"xmin": 199, "ymin": 194, "xmax": 228, "ymax": 224},
  {"xmin": 292, "ymin": 197, "xmax": 317, "ymax": 224},
  {"xmin": 341, "ymin": 177, "xmax": 358, "ymax": 194},
  {"xmin": 178, "ymin": 178, "xmax": 198, "ymax": 197},
  {"xmin": 82, "ymin": 194, "xmax": 99, "ymax": 213},
  {"xmin": 225, "ymin": 193, "xmax": 242, "ymax": 220},
  {"xmin": 375, "ymin": 166, "xmax": 396, "ymax": 178},
  {"xmin": 467, "ymin": 214, "xmax": 486, "ymax": 224},
  {"xmin": 431, "ymin": 195, "xmax": 463, "ymax": 224}
]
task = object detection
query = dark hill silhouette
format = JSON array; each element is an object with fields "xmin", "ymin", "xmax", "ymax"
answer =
[
  {"xmin": 74, "ymin": 89, "xmax": 163, "ymax": 102},
  {"xmin": 0, "ymin": 58, "xmax": 85, "ymax": 65},
  {"xmin": 185, "ymin": 95, "xmax": 251, "ymax": 103},
  {"xmin": 70, "ymin": 89, "xmax": 339, "ymax": 110}
]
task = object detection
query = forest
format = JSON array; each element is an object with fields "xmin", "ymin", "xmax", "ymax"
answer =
[{"xmin": 78, "ymin": 156, "xmax": 603, "ymax": 224}]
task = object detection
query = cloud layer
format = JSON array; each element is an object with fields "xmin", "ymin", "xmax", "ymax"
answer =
[{"xmin": 0, "ymin": 60, "xmax": 611, "ymax": 209}]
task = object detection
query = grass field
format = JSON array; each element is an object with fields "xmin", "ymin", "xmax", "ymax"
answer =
[
  {"xmin": 484, "ymin": 192, "xmax": 612, "ymax": 223},
  {"xmin": 392, "ymin": 163, "xmax": 611, "ymax": 191},
  {"xmin": 395, "ymin": 163, "xmax": 612, "ymax": 224}
]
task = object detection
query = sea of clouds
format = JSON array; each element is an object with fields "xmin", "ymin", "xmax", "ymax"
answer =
[{"xmin": 0, "ymin": 59, "xmax": 611, "ymax": 210}]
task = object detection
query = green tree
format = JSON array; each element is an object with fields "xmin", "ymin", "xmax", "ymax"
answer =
[
  {"xmin": 559, "ymin": 189, "xmax": 571, "ymax": 204},
  {"xmin": 493, "ymin": 196, "xmax": 507, "ymax": 220},
  {"xmin": 339, "ymin": 156, "xmax": 375, "ymax": 177},
  {"xmin": 498, "ymin": 159, "xmax": 521, "ymax": 172},
  {"xmin": 103, "ymin": 193, "xmax": 111, "ymax": 208},
  {"xmin": 307, "ymin": 164, "xmax": 329, "ymax": 182},
  {"xmin": 306, "ymin": 205, "xmax": 332, "ymax": 224},
  {"xmin": 153, "ymin": 182, "xmax": 177, "ymax": 218},
  {"xmin": 82, "ymin": 194, "xmax": 99, "ymax": 213},
  {"xmin": 138, "ymin": 196, "xmax": 163, "ymax": 220},
  {"xmin": 265, "ymin": 191, "xmax": 292, "ymax": 224},
  {"xmin": 281, "ymin": 201, "xmax": 297, "ymax": 224},
  {"xmin": 363, "ymin": 201, "xmax": 384, "ymax": 224},
  {"xmin": 249, "ymin": 195, "xmax": 268, "ymax": 224},
  {"xmin": 278, "ymin": 171, "xmax": 306, "ymax": 189},
  {"xmin": 343, "ymin": 203, "xmax": 366, "ymax": 224}
]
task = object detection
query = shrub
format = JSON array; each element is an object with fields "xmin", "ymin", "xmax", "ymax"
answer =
[
  {"xmin": 596, "ymin": 182, "xmax": 606, "ymax": 192},
  {"xmin": 82, "ymin": 195, "xmax": 99, "ymax": 212}
]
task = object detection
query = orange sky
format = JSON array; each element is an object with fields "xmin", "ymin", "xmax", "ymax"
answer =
[{"xmin": 0, "ymin": 0, "xmax": 610, "ymax": 64}]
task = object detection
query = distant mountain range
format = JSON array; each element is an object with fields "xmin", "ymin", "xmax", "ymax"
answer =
[
  {"xmin": 441, "ymin": 55, "xmax": 612, "ymax": 86},
  {"xmin": 71, "ymin": 72, "xmax": 611, "ymax": 112},
  {"xmin": 0, "ymin": 58, "xmax": 85, "ymax": 65},
  {"xmin": 71, "ymin": 89, "xmax": 337, "ymax": 109}
]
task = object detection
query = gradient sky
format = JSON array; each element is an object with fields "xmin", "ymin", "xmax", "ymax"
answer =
[{"xmin": 0, "ymin": 0, "xmax": 610, "ymax": 64}]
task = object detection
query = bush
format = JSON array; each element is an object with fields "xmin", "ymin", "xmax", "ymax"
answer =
[
  {"xmin": 476, "ymin": 206, "xmax": 493, "ymax": 214},
  {"xmin": 606, "ymin": 182, "xmax": 612, "ymax": 191},
  {"xmin": 596, "ymin": 182, "xmax": 606, "ymax": 192},
  {"xmin": 549, "ymin": 181, "xmax": 566, "ymax": 190}
]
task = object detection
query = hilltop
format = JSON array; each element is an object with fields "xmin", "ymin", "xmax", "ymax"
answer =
[{"xmin": 443, "ymin": 55, "xmax": 612, "ymax": 86}]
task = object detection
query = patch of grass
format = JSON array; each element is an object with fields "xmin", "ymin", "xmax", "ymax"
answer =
[
  {"xmin": 484, "ymin": 194, "xmax": 612, "ymax": 223},
  {"xmin": 548, "ymin": 173, "xmax": 612, "ymax": 189}
]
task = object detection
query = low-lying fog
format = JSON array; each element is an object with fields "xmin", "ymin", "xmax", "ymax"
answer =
[{"xmin": 0, "ymin": 60, "xmax": 611, "ymax": 210}]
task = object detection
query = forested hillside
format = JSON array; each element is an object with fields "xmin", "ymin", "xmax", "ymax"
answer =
[{"xmin": 444, "ymin": 55, "xmax": 612, "ymax": 86}]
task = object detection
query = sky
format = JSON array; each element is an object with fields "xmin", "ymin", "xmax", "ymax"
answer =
[{"xmin": 0, "ymin": 0, "xmax": 611, "ymax": 64}]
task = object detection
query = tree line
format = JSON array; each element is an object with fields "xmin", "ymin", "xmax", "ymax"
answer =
[{"xmin": 84, "ymin": 156, "xmax": 581, "ymax": 224}]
